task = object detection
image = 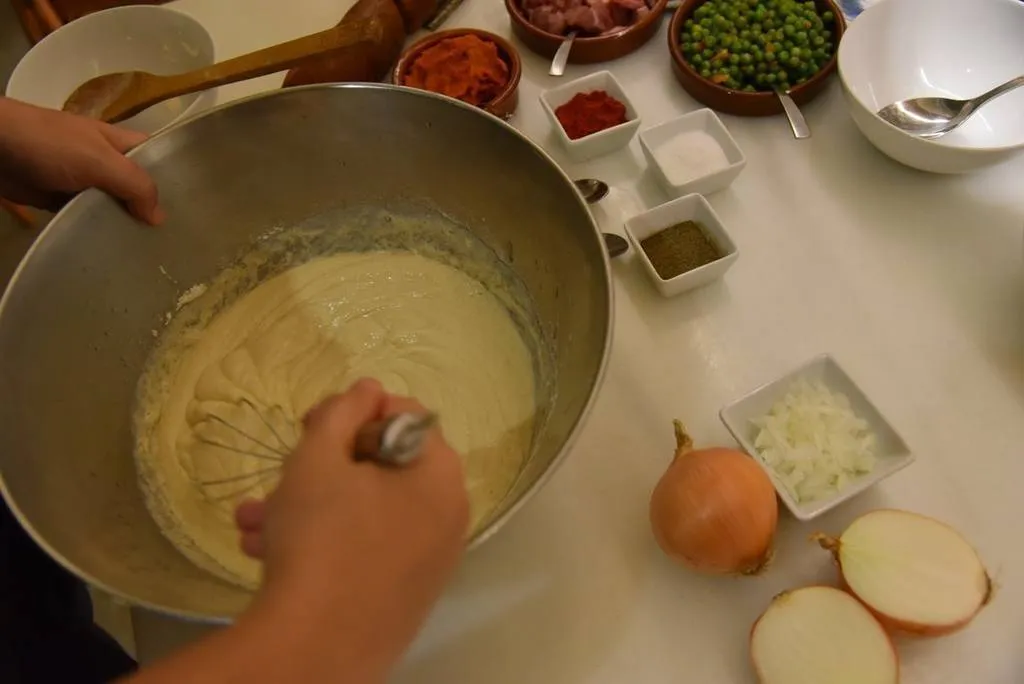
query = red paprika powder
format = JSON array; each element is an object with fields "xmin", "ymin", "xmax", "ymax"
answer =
[{"xmin": 554, "ymin": 90, "xmax": 628, "ymax": 140}]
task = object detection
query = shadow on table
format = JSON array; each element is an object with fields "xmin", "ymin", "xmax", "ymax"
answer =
[
  {"xmin": 803, "ymin": 112, "xmax": 1024, "ymax": 403},
  {"xmin": 389, "ymin": 388, "xmax": 655, "ymax": 683}
]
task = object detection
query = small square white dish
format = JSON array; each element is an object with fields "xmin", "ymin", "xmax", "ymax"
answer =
[
  {"xmin": 540, "ymin": 70, "xmax": 641, "ymax": 163},
  {"xmin": 720, "ymin": 354, "xmax": 914, "ymax": 521},
  {"xmin": 623, "ymin": 193, "xmax": 737, "ymax": 297},
  {"xmin": 639, "ymin": 109, "xmax": 746, "ymax": 198}
]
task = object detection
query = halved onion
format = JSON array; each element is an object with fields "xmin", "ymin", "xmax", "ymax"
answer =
[
  {"xmin": 814, "ymin": 509, "xmax": 992, "ymax": 637},
  {"xmin": 750, "ymin": 586, "xmax": 898, "ymax": 684}
]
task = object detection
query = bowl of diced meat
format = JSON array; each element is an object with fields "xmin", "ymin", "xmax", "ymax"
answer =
[{"xmin": 505, "ymin": 0, "xmax": 670, "ymax": 64}]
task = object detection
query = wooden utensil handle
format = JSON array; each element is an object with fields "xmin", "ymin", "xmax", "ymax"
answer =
[{"xmin": 149, "ymin": 18, "xmax": 383, "ymax": 103}]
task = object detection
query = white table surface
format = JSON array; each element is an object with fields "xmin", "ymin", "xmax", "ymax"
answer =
[{"xmin": 141, "ymin": 0, "xmax": 1024, "ymax": 681}]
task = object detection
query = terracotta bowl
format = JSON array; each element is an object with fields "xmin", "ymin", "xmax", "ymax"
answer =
[
  {"xmin": 505, "ymin": 0, "xmax": 669, "ymax": 65},
  {"xmin": 668, "ymin": 0, "xmax": 846, "ymax": 117},
  {"xmin": 393, "ymin": 28, "xmax": 522, "ymax": 120}
]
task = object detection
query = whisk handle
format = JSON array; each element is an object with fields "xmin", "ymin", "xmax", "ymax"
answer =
[{"xmin": 352, "ymin": 412, "xmax": 436, "ymax": 467}]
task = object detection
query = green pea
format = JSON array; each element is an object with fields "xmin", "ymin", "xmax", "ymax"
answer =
[
  {"xmin": 795, "ymin": 30, "xmax": 808, "ymax": 44},
  {"xmin": 822, "ymin": 10, "xmax": 834, "ymax": 21},
  {"xmin": 765, "ymin": 72, "xmax": 777, "ymax": 84},
  {"xmin": 701, "ymin": 67, "xmax": 712, "ymax": 78},
  {"xmin": 691, "ymin": 53, "xmax": 703, "ymax": 64},
  {"xmin": 788, "ymin": 56, "xmax": 800, "ymax": 68},
  {"xmin": 705, "ymin": 34, "xmax": 718, "ymax": 47},
  {"xmin": 703, "ymin": 48, "xmax": 714, "ymax": 59},
  {"xmin": 778, "ymin": 49, "xmax": 790, "ymax": 61},
  {"xmin": 812, "ymin": 34, "xmax": 825, "ymax": 46},
  {"xmin": 790, "ymin": 47, "xmax": 801, "ymax": 58},
  {"xmin": 744, "ymin": 84, "xmax": 757, "ymax": 92}
]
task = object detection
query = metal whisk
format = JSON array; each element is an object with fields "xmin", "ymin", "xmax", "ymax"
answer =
[{"xmin": 187, "ymin": 396, "xmax": 435, "ymax": 502}]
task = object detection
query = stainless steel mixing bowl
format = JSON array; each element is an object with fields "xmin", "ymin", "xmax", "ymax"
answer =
[{"xmin": 0, "ymin": 85, "xmax": 612, "ymax": 621}]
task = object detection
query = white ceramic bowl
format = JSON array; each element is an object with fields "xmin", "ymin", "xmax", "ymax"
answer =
[
  {"xmin": 540, "ymin": 70, "xmax": 641, "ymax": 163},
  {"xmin": 639, "ymin": 109, "xmax": 746, "ymax": 198},
  {"xmin": 623, "ymin": 193, "xmax": 737, "ymax": 297},
  {"xmin": 839, "ymin": 0, "xmax": 1024, "ymax": 174},
  {"xmin": 720, "ymin": 354, "xmax": 914, "ymax": 521},
  {"xmin": 6, "ymin": 6, "xmax": 215, "ymax": 135}
]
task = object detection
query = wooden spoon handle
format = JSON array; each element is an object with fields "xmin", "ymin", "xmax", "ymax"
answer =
[{"xmin": 126, "ymin": 18, "xmax": 383, "ymax": 119}]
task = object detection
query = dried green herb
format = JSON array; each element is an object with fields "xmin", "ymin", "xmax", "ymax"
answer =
[{"xmin": 641, "ymin": 220, "xmax": 723, "ymax": 280}]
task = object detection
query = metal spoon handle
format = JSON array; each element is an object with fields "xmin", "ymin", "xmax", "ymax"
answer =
[
  {"xmin": 971, "ymin": 75, "xmax": 1024, "ymax": 113},
  {"xmin": 777, "ymin": 90, "xmax": 810, "ymax": 139},
  {"xmin": 549, "ymin": 31, "xmax": 577, "ymax": 77}
]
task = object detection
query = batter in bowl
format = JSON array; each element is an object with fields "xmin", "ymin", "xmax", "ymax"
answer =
[{"xmin": 136, "ymin": 250, "xmax": 537, "ymax": 589}]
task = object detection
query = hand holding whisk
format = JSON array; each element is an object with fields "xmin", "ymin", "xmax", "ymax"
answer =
[{"xmin": 185, "ymin": 396, "xmax": 436, "ymax": 502}]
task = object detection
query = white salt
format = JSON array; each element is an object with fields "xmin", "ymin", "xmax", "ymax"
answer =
[{"xmin": 654, "ymin": 129, "xmax": 730, "ymax": 186}]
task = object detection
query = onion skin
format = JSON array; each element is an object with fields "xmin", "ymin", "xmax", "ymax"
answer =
[
  {"xmin": 814, "ymin": 510, "xmax": 993, "ymax": 638},
  {"xmin": 650, "ymin": 420, "xmax": 778, "ymax": 575}
]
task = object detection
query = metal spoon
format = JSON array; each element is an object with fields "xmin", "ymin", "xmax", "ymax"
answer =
[
  {"xmin": 877, "ymin": 75, "xmax": 1024, "ymax": 139},
  {"xmin": 603, "ymin": 233, "xmax": 629, "ymax": 257},
  {"xmin": 549, "ymin": 31, "xmax": 577, "ymax": 77},
  {"xmin": 574, "ymin": 178, "xmax": 609, "ymax": 203},
  {"xmin": 573, "ymin": 179, "xmax": 628, "ymax": 258},
  {"xmin": 777, "ymin": 90, "xmax": 810, "ymax": 139}
]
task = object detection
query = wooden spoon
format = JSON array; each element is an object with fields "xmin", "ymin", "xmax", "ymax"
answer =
[{"xmin": 63, "ymin": 18, "xmax": 383, "ymax": 124}]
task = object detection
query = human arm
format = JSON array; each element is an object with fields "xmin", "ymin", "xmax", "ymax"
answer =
[
  {"xmin": 0, "ymin": 96, "xmax": 163, "ymax": 224},
  {"xmin": 122, "ymin": 379, "xmax": 470, "ymax": 684}
]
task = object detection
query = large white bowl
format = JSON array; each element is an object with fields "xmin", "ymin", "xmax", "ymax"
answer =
[
  {"xmin": 839, "ymin": 0, "xmax": 1024, "ymax": 174},
  {"xmin": 6, "ymin": 7, "xmax": 215, "ymax": 135}
]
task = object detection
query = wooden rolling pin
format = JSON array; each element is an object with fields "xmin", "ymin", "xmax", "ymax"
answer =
[{"xmin": 63, "ymin": 17, "xmax": 384, "ymax": 123}]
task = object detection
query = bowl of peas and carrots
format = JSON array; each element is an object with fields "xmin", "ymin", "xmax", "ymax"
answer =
[{"xmin": 668, "ymin": 0, "xmax": 846, "ymax": 116}]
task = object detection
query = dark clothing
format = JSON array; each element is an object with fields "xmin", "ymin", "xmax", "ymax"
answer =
[{"xmin": 0, "ymin": 498, "xmax": 137, "ymax": 683}]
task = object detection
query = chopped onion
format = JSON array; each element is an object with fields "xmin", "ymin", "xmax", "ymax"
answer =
[
  {"xmin": 750, "ymin": 586, "xmax": 898, "ymax": 684},
  {"xmin": 814, "ymin": 509, "xmax": 992, "ymax": 637},
  {"xmin": 751, "ymin": 378, "xmax": 877, "ymax": 503}
]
